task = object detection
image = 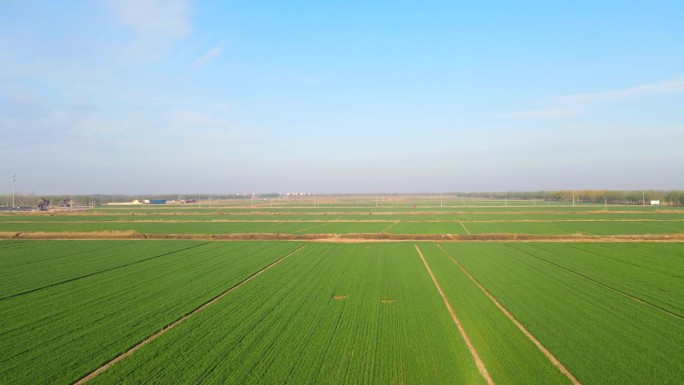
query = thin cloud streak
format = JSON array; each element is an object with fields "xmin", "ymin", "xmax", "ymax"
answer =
[
  {"xmin": 102, "ymin": 0, "xmax": 191, "ymax": 62},
  {"xmin": 505, "ymin": 107, "xmax": 578, "ymax": 119},
  {"xmin": 194, "ymin": 43, "xmax": 224, "ymax": 66},
  {"xmin": 509, "ymin": 76, "xmax": 684, "ymax": 120},
  {"xmin": 103, "ymin": 0, "xmax": 191, "ymax": 39},
  {"xmin": 555, "ymin": 76, "xmax": 684, "ymax": 104}
]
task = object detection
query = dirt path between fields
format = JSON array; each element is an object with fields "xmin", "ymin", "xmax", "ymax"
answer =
[
  {"xmin": 414, "ymin": 244, "xmax": 494, "ymax": 385},
  {"xmin": 73, "ymin": 244, "xmax": 308, "ymax": 384},
  {"xmin": 437, "ymin": 244, "xmax": 581, "ymax": 385},
  {"xmin": 4, "ymin": 231, "xmax": 684, "ymax": 242}
]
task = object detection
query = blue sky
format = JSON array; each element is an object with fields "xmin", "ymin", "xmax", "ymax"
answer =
[{"xmin": 1, "ymin": 1, "xmax": 683, "ymax": 194}]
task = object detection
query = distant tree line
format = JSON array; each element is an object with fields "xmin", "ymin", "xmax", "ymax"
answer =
[
  {"xmin": 455, "ymin": 190, "xmax": 684, "ymax": 206},
  {"xmin": 2, "ymin": 190, "xmax": 684, "ymax": 207},
  {"xmin": 0, "ymin": 193, "xmax": 287, "ymax": 207}
]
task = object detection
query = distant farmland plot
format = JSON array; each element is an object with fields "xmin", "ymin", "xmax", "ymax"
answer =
[
  {"xmin": 1, "ymin": 201, "xmax": 682, "ymax": 384},
  {"xmin": 0, "ymin": 219, "xmax": 656, "ymax": 236}
]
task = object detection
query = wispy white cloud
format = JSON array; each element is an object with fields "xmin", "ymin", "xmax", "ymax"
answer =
[
  {"xmin": 555, "ymin": 77, "xmax": 684, "ymax": 104},
  {"xmin": 194, "ymin": 43, "xmax": 225, "ymax": 66},
  {"xmin": 206, "ymin": 101, "xmax": 237, "ymax": 112},
  {"xmin": 103, "ymin": 0, "xmax": 190, "ymax": 39},
  {"xmin": 508, "ymin": 76, "xmax": 684, "ymax": 119},
  {"xmin": 0, "ymin": 91, "xmax": 52, "ymax": 120},
  {"xmin": 166, "ymin": 109, "xmax": 260, "ymax": 141},
  {"xmin": 102, "ymin": 0, "xmax": 191, "ymax": 62},
  {"xmin": 505, "ymin": 107, "xmax": 578, "ymax": 119}
]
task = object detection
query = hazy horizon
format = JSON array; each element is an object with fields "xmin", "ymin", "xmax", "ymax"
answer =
[{"xmin": 2, "ymin": 1, "xmax": 684, "ymax": 195}]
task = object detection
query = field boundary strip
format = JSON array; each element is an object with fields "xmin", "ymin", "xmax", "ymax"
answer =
[
  {"xmin": 0, "ymin": 242, "xmax": 211, "ymax": 302},
  {"xmin": 414, "ymin": 244, "xmax": 494, "ymax": 385},
  {"xmin": 4, "ymin": 231, "xmax": 684, "ymax": 242},
  {"xmin": 459, "ymin": 222, "xmax": 471, "ymax": 234},
  {"xmin": 504, "ymin": 244, "xmax": 684, "ymax": 321},
  {"xmin": 73, "ymin": 243, "xmax": 308, "ymax": 384},
  {"xmin": 436, "ymin": 244, "xmax": 582, "ymax": 385}
]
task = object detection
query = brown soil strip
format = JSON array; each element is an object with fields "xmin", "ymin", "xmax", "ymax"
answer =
[
  {"xmin": 73, "ymin": 244, "xmax": 308, "ymax": 384},
  {"xmin": 332, "ymin": 295, "xmax": 348, "ymax": 300},
  {"xmin": 2, "ymin": 231, "xmax": 684, "ymax": 242},
  {"xmin": 437, "ymin": 244, "xmax": 581, "ymax": 385},
  {"xmin": 505, "ymin": 244, "xmax": 684, "ymax": 321},
  {"xmin": 380, "ymin": 299, "xmax": 396, "ymax": 304},
  {"xmin": 414, "ymin": 244, "xmax": 494, "ymax": 385},
  {"xmin": 313, "ymin": 238, "xmax": 405, "ymax": 243}
]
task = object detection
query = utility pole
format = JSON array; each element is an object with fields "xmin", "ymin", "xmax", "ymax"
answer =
[
  {"xmin": 505, "ymin": 191, "xmax": 508, "ymax": 207},
  {"xmin": 441, "ymin": 192, "xmax": 443, "ymax": 207},
  {"xmin": 642, "ymin": 190, "xmax": 645, "ymax": 206},
  {"xmin": 572, "ymin": 191, "xmax": 575, "ymax": 207},
  {"xmin": 12, "ymin": 174, "xmax": 16, "ymax": 208}
]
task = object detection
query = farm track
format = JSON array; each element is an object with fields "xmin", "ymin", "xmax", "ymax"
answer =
[
  {"xmin": 0, "ymin": 242, "xmax": 209, "ymax": 301},
  {"xmin": 436, "ymin": 244, "xmax": 582, "ymax": 385},
  {"xmin": 3, "ymin": 231, "xmax": 684, "ymax": 242},
  {"xmin": 414, "ymin": 244, "xmax": 494, "ymax": 385},
  {"xmin": 504, "ymin": 244, "xmax": 684, "ymax": 320},
  {"xmin": 73, "ymin": 243, "xmax": 308, "ymax": 384}
]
